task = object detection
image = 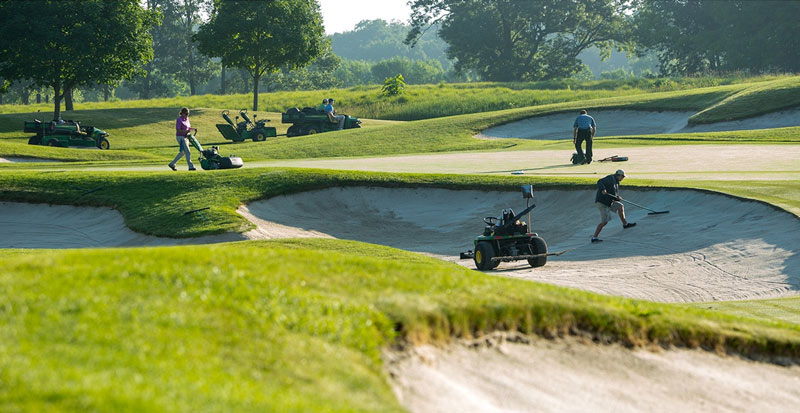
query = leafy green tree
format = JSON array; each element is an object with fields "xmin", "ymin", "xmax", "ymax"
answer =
[
  {"xmin": 0, "ymin": 0, "xmax": 157, "ymax": 118},
  {"xmin": 331, "ymin": 19, "xmax": 450, "ymax": 68},
  {"xmin": 333, "ymin": 60, "xmax": 374, "ymax": 87},
  {"xmin": 371, "ymin": 57, "xmax": 445, "ymax": 84},
  {"xmin": 633, "ymin": 0, "xmax": 800, "ymax": 75},
  {"xmin": 195, "ymin": 0, "xmax": 325, "ymax": 110},
  {"xmin": 406, "ymin": 0, "xmax": 632, "ymax": 81},
  {"xmin": 381, "ymin": 74, "xmax": 406, "ymax": 96}
]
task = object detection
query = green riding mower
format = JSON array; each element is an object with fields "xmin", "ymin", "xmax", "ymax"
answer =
[
  {"xmin": 24, "ymin": 119, "xmax": 110, "ymax": 149},
  {"xmin": 215, "ymin": 109, "xmax": 276, "ymax": 143},
  {"xmin": 187, "ymin": 130, "xmax": 243, "ymax": 170},
  {"xmin": 460, "ymin": 185, "xmax": 564, "ymax": 270},
  {"xmin": 281, "ymin": 106, "xmax": 361, "ymax": 137}
]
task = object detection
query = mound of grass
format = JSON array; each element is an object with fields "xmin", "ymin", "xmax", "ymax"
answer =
[
  {"xmin": 2, "ymin": 239, "xmax": 799, "ymax": 411},
  {"xmin": 691, "ymin": 76, "xmax": 800, "ymax": 124}
]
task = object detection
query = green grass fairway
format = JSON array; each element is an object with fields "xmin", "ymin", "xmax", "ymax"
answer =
[
  {"xmin": 2, "ymin": 239, "xmax": 799, "ymax": 411},
  {"xmin": 1, "ymin": 75, "xmax": 800, "ymax": 411}
]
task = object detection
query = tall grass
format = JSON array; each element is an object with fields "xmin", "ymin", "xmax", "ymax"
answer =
[{"xmin": 2, "ymin": 75, "xmax": 792, "ymax": 121}]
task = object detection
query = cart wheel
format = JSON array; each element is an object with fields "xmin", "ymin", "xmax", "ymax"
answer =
[
  {"xmin": 527, "ymin": 236, "xmax": 548, "ymax": 268},
  {"xmin": 306, "ymin": 126, "xmax": 319, "ymax": 135},
  {"xmin": 252, "ymin": 132, "xmax": 266, "ymax": 142},
  {"xmin": 47, "ymin": 139, "xmax": 61, "ymax": 147},
  {"xmin": 97, "ymin": 137, "xmax": 110, "ymax": 150},
  {"xmin": 28, "ymin": 136, "xmax": 42, "ymax": 145},
  {"xmin": 474, "ymin": 241, "xmax": 496, "ymax": 271}
]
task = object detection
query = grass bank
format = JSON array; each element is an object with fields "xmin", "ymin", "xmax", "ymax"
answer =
[
  {"xmin": 2, "ymin": 76, "xmax": 799, "ymax": 163},
  {"xmin": 2, "ymin": 238, "xmax": 800, "ymax": 411}
]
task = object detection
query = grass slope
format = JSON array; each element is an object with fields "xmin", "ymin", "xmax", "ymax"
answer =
[
  {"xmin": 2, "ymin": 76, "xmax": 799, "ymax": 163},
  {"xmin": 2, "ymin": 239, "xmax": 800, "ymax": 411}
]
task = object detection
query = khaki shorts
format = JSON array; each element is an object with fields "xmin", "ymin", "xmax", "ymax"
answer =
[{"xmin": 596, "ymin": 201, "xmax": 621, "ymax": 224}]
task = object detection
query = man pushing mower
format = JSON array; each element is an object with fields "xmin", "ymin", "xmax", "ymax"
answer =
[{"xmin": 591, "ymin": 169, "xmax": 635, "ymax": 243}]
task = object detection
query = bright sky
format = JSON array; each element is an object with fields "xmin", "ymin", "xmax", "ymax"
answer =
[{"xmin": 318, "ymin": 0, "xmax": 412, "ymax": 34}]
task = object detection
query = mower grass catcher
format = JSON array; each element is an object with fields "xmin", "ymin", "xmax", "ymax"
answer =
[
  {"xmin": 187, "ymin": 131, "xmax": 243, "ymax": 170},
  {"xmin": 461, "ymin": 185, "xmax": 550, "ymax": 270},
  {"xmin": 24, "ymin": 119, "xmax": 110, "ymax": 149},
  {"xmin": 215, "ymin": 109, "xmax": 276, "ymax": 143}
]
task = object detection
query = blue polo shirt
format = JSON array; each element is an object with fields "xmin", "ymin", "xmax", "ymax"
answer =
[
  {"xmin": 324, "ymin": 104, "xmax": 334, "ymax": 114},
  {"xmin": 574, "ymin": 114, "xmax": 596, "ymax": 130}
]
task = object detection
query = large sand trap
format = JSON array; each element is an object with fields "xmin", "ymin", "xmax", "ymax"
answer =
[
  {"xmin": 386, "ymin": 335, "xmax": 800, "ymax": 413},
  {"xmin": 479, "ymin": 108, "xmax": 800, "ymax": 140},
  {"xmin": 241, "ymin": 186, "xmax": 800, "ymax": 303},
  {"xmin": 0, "ymin": 202, "xmax": 244, "ymax": 248}
]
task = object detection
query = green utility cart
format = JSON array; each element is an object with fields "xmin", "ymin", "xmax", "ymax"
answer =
[{"xmin": 24, "ymin": 119, "xmax": 110, "ymax": 149}]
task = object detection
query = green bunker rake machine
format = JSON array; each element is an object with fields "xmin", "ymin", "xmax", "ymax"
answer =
[
  {"xmin": 461, "ymin": 185, "xmax": 565, "ymax": 270},
  {"xmin": 215, "ymin": 109, "xmax": 276, "ymax": 143},
  {"xmin": 187, "ymin": 130, "xmax": 243, "ymax": 170}
]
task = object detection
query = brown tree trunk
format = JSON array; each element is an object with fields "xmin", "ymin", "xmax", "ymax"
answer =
[
  {"xmin": 36, "ymin": 92, "xmax": 41, "ymax": 104},
  {"xmin": 64, "ymin": 86, "xmax": 74, "ymax": 111},
  {"xmin": 104, "ymin": 85, "xmax": 110, "ymax": 101},
  {"xmin": 252, "ymin": 74, "xmax": 259, "ymax": 111},
  {"xmin": 221, "ymin": 65, "xmax": 226, "ymax": 94},
  {"xmin": 53, "ymin": 80, "xmax": 62, "ymax": 120}
]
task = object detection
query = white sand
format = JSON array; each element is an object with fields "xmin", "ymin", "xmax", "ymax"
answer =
[
  {"xmin": 386, "ymin": 334, "xmax": 800, "ymax": 413},
  {"xmin": 4, "ymin": 188, "xmax": 800, "ymax": 411},
  {"xmin": 0, "ymin": 202, "xmax": 244, "ymax": 248},
  {"xmin": 479, "ymin": 108, "xmax": 800, "ymax": 140},
  {"xmin": 241, "ymin": 186, "xmax": 800, "ymax": 303}
]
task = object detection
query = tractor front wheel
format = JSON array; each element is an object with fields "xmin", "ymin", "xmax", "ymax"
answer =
[
  {"xmin": 97, "ymin": 137, "xmax": 110, "ymax": 150},
  {"xmin": 527, "ymin": 236, "xmax": 548, "ymax": 268},
  {"xmin": 252, "ymin": 131, "xmax": 266, "ymax": 142},
  {"xmin": 474, "ymin": 241, "xmax": 496, "ymax": 271}
]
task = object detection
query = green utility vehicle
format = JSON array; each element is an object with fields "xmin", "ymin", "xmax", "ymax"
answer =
[
  {"xmin": 24, "ymin": 119, "xmax": 110, "ymax": 149},
  {"xmin": 281, "ymin": 107, "xmax": 361, "ymax": 137},
  {"xmin": 215, "ymin": 109, "xmax": 276, "ymax": 143},
  {"xmin": 461, "ymin": 185, "xmax": 561, "ymax": 270}
]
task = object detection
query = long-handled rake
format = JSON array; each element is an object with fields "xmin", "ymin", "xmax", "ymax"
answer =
[{"xmin": 620, "ymin": 198, "xmax": 669, "ymax": 215}]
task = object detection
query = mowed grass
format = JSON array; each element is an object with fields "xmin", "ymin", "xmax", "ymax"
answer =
[
  {"xmin": 2, "ymin": 75, "xmax": 799, "ymax": 164},
  {"xmin": 3, "ymin": 238, "xmax": 800, "ymax": 411}
]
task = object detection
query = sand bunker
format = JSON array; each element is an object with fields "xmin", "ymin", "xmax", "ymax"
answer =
[
  {"xmin": 479, "ymin": 108, "xmax": 800, "ymax": 140},
  {"xmin": 0, "ymin": 157, "xmax": 60, "ymax": 163},
  {"xmin": 241, "ymin": 186, "xmax": 800, "ymax": 303},
  {"xmin": 386, "ymin": 335, "xmax": 800, "ymax": 413},
  {"xmin": 0, "ymin": 202, "xmax": 244, "ymax": 249}
]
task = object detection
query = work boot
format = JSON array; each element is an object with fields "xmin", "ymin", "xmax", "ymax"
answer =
[
  {"xmin": 168, "ymin": 164, "xmax": 177, "ymax": 171},
  {"xmin": 623, "ymin": 222, "xmax": 636, "ymax": 229},
  {"xmin": 591, "ymin": 237, "xmax": 603, "ymax": 243}
]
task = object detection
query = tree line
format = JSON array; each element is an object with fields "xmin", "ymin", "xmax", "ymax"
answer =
[{"xmin": 1, "ymin": 0, "xmax": 798, "ymax": 117}]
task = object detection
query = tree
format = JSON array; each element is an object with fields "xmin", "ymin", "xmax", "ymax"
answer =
[
  {"xmin": 331, "ymin": 19, "xmax": 450, "ymax": 68},
  {"xmin": 406, "ymin": 0, "xmax": 632, "ymax": 82},
  {"xmin": 633, "ymin": 0, "xmax": 800, "ymax": 75},
  {"xmin": 195, "ymin": 0, "xmax": 325, "ymax": 110},
  {"xmin": 0, "ymin": 0, "xmax": 157, "ymax": 119}
]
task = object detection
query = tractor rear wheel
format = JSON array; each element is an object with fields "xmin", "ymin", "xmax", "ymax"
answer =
[
  {"xmin": 252, "ymin": 131, "xmax": 266, "ymax": 142},
  {"xmin": 527, "ymin": 236, "xmax": 548, "ymax": 268},
  {"xmin": 474, "ymin": 241, "xmax": 496, "ymax": 271}
]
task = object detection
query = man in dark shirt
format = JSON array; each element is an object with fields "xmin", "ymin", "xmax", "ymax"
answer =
[
  {"xmin": 592, "ymin": 169, "xmax": 635, "ymax": 243},
  {"xmin": 573, "ymin": 109, "xmax": 596, "ymax": 164}
]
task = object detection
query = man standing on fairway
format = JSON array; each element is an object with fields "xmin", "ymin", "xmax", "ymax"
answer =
[
  {"xmin": 592, "ymin": 169, "xmax": 635, "ymax": 243},
  {"xmin": 573, "ymin": 109, "xmax": 596, "ymax": 164}
]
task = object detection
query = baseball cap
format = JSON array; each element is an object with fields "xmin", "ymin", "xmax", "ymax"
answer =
[{"xmin": 615, "ymin": 169, "xmax": 626, "ymax": 177}]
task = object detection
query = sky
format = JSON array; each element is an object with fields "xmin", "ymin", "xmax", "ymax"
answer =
[{"xmin": 318, "ymin": 0, "xmax": 412, "ymax": 34}]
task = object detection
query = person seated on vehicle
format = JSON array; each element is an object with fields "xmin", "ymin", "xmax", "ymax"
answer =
[
  {"xmin": 324, "ymin": 98, "xmax": 345, "ymax": 130},
  {"xmin": 317, "ymin": 98, "xmax": 328, "ymax": 113},
  {"xmin": 72, "ymin": 121, "xmax": 87, "ymax": 136}
]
